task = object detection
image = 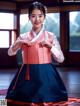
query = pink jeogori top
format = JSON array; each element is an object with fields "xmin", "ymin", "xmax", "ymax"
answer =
[{"xmin": 8, "ymin": 31, "xmax": 64, "ymax": 63}]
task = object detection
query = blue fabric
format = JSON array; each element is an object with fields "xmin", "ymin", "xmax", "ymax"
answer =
[{"xmin": 6, "ymin": 63, "xmax": 68, "ymax": 103}]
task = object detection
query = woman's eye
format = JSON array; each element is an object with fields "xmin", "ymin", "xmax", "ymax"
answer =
[
  {"xmin": 39, "ymin": 15, "xmax": 42, "ymax": 17},
  {"xmin": 31, "ymin": 15, "xmax": 43, "ymax": 18},
  {"xmin": 32, "ymin": 15, "xmax": 35, "ymax": 18}
]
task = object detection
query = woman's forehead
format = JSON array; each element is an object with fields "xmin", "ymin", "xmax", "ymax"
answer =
[{"xmin": 31, "ymin": 9, "xmax": 43, "ymax": 14}]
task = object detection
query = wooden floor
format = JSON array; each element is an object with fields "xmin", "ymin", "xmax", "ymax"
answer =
[
  {"xmin": 58, "ymin": 67, "xmax": 80, "ymax": 98},
  {"xmin": 0, "ymin": 67, "xmax": 80, "ymax": 99}
]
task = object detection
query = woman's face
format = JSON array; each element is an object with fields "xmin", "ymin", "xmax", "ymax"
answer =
[{"xmin": 29, "ymin": 9, "xmax": 45, "ymax": 30}]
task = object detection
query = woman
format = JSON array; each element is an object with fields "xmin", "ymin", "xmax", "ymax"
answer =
[{"xmin": 6, "ymin": 2, "xmax": 68, "ymax": 106}]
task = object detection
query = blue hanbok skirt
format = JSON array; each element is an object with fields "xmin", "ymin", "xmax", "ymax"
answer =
[{"xmin": 6, "ymin": 63, "xmax": 68, "ymax": 105}]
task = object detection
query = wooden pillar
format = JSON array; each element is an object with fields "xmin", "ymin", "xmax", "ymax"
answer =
[{"xmin": 60, "ymin": 11, "xmax": 69, "ymax": 66}]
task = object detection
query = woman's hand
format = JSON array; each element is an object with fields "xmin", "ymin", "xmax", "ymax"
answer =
[
  {"xmin": 40, "ymin": 40, "xmax": 52, "ymax": 48},
  {"xmin": 16, "ymin": 37, "xmax": 27, "ymax": 44},
  {"xmin": 16, "ymin": 36, "xmax": 31, "ymax": 46}
]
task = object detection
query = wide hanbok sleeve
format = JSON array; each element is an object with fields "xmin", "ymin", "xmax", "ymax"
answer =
[
  {"xmin": 49, "ymin": 32, "xmax": 64, "ymax": 63},
  {"xmin": 8, "ymin": 33, "xmax": 27, "ymax": 56}
]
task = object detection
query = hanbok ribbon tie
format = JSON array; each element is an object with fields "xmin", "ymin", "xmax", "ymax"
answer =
[
  {"xmin": 25, "ymin": 64, "xmax": 30, "ymax": 80},
  {"xmin": 25, "ymin": 25, "xmax": 45, "ymax": 80}
]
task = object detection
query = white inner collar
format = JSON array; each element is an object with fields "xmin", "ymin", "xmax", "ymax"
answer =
[{"xmin": 31, "ymin": 25, "xmax": 45, "ymax": 43}]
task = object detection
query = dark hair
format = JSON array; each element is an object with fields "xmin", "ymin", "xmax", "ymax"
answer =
[{"xmin": 28, "ymin": 2, "xmax": 47, "ymax": 18}]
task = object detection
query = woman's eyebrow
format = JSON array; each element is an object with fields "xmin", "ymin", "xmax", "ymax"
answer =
[{"xmin": 31, "ymin": 13, "xmax": 43, "ymax": 15}]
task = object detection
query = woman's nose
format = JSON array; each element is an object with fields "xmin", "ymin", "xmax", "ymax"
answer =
[{"xmin": 35, "ymin": 16, "xmax": 39, "ymax": 20}]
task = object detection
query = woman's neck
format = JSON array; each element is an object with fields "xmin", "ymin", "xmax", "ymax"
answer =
[{"xmin": 33, "ymin": 26, "xmax": 43, "ymax": 34}]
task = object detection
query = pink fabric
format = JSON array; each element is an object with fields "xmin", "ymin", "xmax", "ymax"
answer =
[
  {"xmin": 8, "ymin": 31, "xmax": 64, "ymax": 63},
  {"xmin": 22, "ymin": 43, "xmax": 52, "ymax": 64},
  {"xmin": 21, "ymin": 31, "xmax": 52, "ymax": 64}
]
